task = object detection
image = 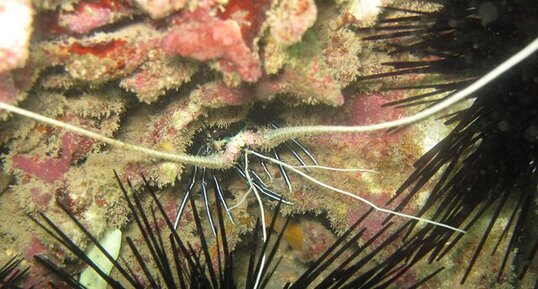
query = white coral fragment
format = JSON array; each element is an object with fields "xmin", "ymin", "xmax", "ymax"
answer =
[
  {"xmin": 0, "ymin": 0, "xmax": 32, "ymax": 72},
  {"xmin": 79, "ymin": 229, "xmax": 122, "ymax": 289}
]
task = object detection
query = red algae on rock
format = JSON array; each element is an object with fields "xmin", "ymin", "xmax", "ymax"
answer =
[
  {"xmin": 191, "ymin": 81, "xmax": 253, "ymax": 107},
  {"xmin": 0, "ymin": 73, "xmax": 20, "ymax": 107},
  {"xmin": 58, "ymin": 0, "xmax": 136, "ymax": 34},
  {"xmin": 269, "ymin": 0, "xmax": 317, "ymax": 46},
  {"xmin": 12, "ymin": 133, "xmax": 79, "ymax": 184},
  {"xmin": 161, "ymin": 8, "xmax": 262, "ymax": 82},
  {"xmin": 217, "ymin": 0, "xmax": 272, "ymax": 46}
]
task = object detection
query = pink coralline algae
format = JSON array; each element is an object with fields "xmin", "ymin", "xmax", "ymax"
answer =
[
  {"xmin": 120, "ymin": 54, "xmax": 198, "ymax": 103},
  {"xmin": 0, "ymin": 72, "xmax": 19, "ymax": 106},
  {"xmin": 161, "ymin": 8, "xmax": 262, "ymax": 82},
  {"xmin": 58, "ymin": 0, "xmax": 135, "ymax": 34},
  {"xmin": 192, "ymin": 81, "xmax": 253, "ymax": 107},
  {"xmin": 40, "ymin": 37, "xmax": 150, "ymax": 83},
  {"xmin": 134, "ymin": 0, "xmax": 188, "ymax": 19},
  {"xmin": 30, "ymin": 187, "xmax": 53, "ymax": 209},
  {"xmin": 12, "ymin": 132, "xmax": 93, "ymax": 184},
  {"xmin": 270, "ymin": 0, "xmax": 317, "ymax": 45},
  {"xmin": 22, "ymin": 236, "xmax": 49, "ymax": 287},
  {"xmin": 217, "ymin": 0, "xmax": 272, "ymax": 46},
  {"xmin": 148, "ymin": 97, "xmax": 202, "ymax": 144},
  {"xmin": 345, "ymin": 93, "xmax": 406, "ymax": 126},
  {"xmin": 257, "ymin": 62, "xmax": 344, "ymax": 106}
]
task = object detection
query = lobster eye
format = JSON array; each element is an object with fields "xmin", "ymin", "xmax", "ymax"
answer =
[{"xmin": 210, "ymin": 128, "xmax": 220, "ymax": 138}]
